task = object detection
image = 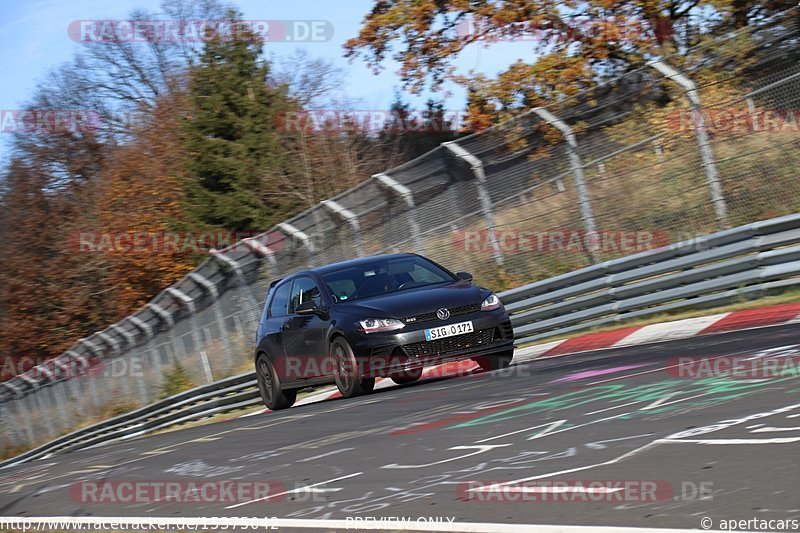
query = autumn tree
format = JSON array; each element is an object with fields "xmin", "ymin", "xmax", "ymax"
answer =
[{"xmin": 345, "ymin": 0, "xmax": 797, "ymax": 127}]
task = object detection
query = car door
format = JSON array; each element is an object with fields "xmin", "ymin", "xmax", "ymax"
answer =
[
  {"xmin": 280, "ymin": 276, "xmax": 332, "ymax": 382},
  {"xmin": 257, "ymin": 278, "xmax": 293, "ymax": 376}
]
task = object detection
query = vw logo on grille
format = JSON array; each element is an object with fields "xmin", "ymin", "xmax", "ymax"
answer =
[{"xmin": 436, "ymin": 308, "xmax": 450, "ymax": 320}]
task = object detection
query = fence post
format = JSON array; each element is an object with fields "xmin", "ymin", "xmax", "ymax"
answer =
[
  {"xmin": 531, "ymin": 107, "xmax": 600, "ymax": 264},
  {"xmin": 373, "ymin": 173, "xmax": 424, "ymax": 254},
  {"xmin": 277, "ymin": 222, "xmax": 316, "ymax": 269},
  {"xmin": 647, "ymin": 59, "xmax": 728, "ymax": 226},
  {"xmin": 240, "ymin": 235, "xmax": 279, "ymax": 278},
  {"xmin": 209, "ymin": 252, "xmax": 262, "ymax": 334},
  {"xmin": 165, "ymin": 288, "xmax": 206, "ymax": 374},
  {"xmin": 66, "ymin": 348, "xmax": 102, "ymax": 408},
  {"xmin": 442, "ymin": 141, "xmax": 504, "ymax": 266},
  {"xmin": 321, "ymin": 200, "xmax": 365, "ymax": 257},
  {"xmin": 189, "ymin": 272, "xmax": 236, "ymax": 374}
]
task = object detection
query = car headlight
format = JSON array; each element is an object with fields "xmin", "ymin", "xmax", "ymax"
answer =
[
  {"xmin": 357, "ymin": 318, "xmax": 405, "ymax": 334},
  {"xmin": 481, "ymin": 293, "xmax": 503, "ymax": 311}
]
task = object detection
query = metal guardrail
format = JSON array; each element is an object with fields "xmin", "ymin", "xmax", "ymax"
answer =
[
  {"xmin": 4, "ymin": 213, "xmax": 800, "ymax": 468},
  {"xmin": 0, "ymin": 372, "xmax": 260, "ymax": 469},
  {"xmin": 498, "ymin": 214, "xmax": 800, "ymax": 345}
]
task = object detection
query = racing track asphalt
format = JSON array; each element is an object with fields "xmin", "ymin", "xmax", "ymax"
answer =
[{"xmin": 2, "ymin": 323, "xmax": 800, "ymax": 530}]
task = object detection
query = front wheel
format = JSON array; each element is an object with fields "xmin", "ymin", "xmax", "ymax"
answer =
[
  {"xmin": 473, "ymin": 350, "xmax": 513, "ymax": 372},
  {"xmin": 331, "ymin": 337, "xmax": 375, "ymax": 398},
  {"xmin": 256, "ymin": 353, "xmax": 297, "ymax": 410}
]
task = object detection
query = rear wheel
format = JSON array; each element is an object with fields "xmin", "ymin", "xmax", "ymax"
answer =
[
  {"xmin": 390, "ymin": 365, "xmax": 423, "ymax": 385},
  {"xmin": 256, "ymin": 353, "xmax": 297, "ymax": 410},
  {"xmin": 473, "ymin": 350, "xmax": 514, "ymax": 372},
  {"xmin": 332, "ymin": 337, "xmax": 375, "ymax": 398}
]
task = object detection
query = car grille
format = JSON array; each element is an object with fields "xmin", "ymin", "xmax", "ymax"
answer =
[
  {"xmin": 403, "ymin": 328, "xmax": 495, "ymax": 358},
  {"xmin": 403, "ymin": 303, "xmax": 481, "ymax": 324}
]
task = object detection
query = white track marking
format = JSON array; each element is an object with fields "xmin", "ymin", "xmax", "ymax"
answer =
[
  {"xmin": 584, "ymin": 400, "xmax": 645, "ymax": 416},
  {"xmin": 584, "ymin": 434, "xmax": 654, "ymax": 449},
  {"xmin": 661, "ymin": 437, "xmax": 800, "ymax": 444},
  {"xmin": 641, "ymin": 392, "xmax": 681, "ymax": 410},
  {"xmin": 382, "ymin": 445, "xmax": 513, "ymax": 469},
  {"xmin": 472, "ymin": 440, "xmax": 666, "ymax": 493},
  {"xmin": 225, "ymin": 472, "xmax": 362, "ymax": 509},
  {"xmin": 296, "ymin": 447, "xmax": 354, "ymax": 462},
  {"xmin": 476, "ymin": 420, "xmax": 567, "ymax": 443},
  {"xmin": 0, "ymin": 517, "xmax": 708, "ymax": 532}
]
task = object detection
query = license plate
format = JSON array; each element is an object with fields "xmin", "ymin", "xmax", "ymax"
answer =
[{"xmin": 424, "ymin": 320, "xmax": 474, "ymax": 341}]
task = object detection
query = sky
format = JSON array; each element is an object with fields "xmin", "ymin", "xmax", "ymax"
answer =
[{"xmin": 0, "ymin": 0, "xmax": 535, "ymax": 162}]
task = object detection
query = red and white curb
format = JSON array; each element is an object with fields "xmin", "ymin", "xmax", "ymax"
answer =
[
  {"xmin": 513, "ymin": 301, "xmax": 800, "ymax": 363},
  {"xmin": 241, "ymin": 301, "xmax": 800, "ymax": 418}
]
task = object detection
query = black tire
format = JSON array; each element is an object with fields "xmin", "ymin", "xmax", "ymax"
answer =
[
  {"xmin": 390, "ymin": 365, "xmax": 423, "ymax": 385},
  {"xmin": 256, "ymin": 353, "xmax": 297, "ymax": 410},
  {"xmin": 331, "ymin": 337, "xmax": 375, "ymax": 398},
  {"xmin": 473, "ymin": 350, "xmax": 514, "ymax": 372}
]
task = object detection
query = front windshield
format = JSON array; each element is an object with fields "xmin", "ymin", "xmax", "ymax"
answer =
[{"xmin": 322, "ymin": 256, "xmax": 454, "ymax": 302}]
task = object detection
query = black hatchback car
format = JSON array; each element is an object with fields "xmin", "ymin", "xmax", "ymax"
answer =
[{"xmin": 254, "ymin": 253, "xmax": 515, "ymax": 410}]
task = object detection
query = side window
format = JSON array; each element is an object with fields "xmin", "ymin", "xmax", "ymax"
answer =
[
  {"xmin": 289, "ymin": 277, "xmax": 322, "ymax": 313},
  {"xmin": 268, "ymin": 281, "xmax": 292, "ymax": 317}
]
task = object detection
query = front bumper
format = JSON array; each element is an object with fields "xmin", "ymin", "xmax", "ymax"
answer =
[{"xmin": 350, "ymin": 309, "xmax": 515, "ymax": 377}]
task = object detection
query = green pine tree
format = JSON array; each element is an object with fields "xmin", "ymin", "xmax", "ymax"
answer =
[{"xmin": 181, "ymin": 10, "xmax": 289, "ymax": 232}]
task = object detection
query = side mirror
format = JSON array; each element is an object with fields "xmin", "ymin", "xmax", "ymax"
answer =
[
  {"xmin": 295, "ymin": 300, "xmax": 325, "ymax": 317},
  {"xmin": 456, "ymin": 271, "xmax": 473, "ymax": 282}
]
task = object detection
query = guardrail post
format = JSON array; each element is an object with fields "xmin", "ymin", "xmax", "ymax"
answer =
[
  {"xmin": 531, "ymin": 107, "xmax": 600, "ymax": 264},
  {"xmin": 442, "ymin": 141, "xmax": 504, "ymax": 266},
  {"xmin": 647, "ymin": 59, "xmax": 728, "ymax": 226},
  {"xmin": 373, "ymin": 173, "xmax": 425, "ymax": 254},
  {"xmin": 276, "ymin": 222, "xmax": 316, "ymax": 269},
  {"xmin": 321, "ymin": 200, "xmax": 365, "ymax": 257}
]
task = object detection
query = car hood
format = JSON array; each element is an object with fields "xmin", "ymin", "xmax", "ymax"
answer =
[{"xmin": 334, "ymin": 281, "xmax": 487, "ymax": 319}]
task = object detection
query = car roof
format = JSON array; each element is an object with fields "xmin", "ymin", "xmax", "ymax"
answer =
[{"xmin": 299, "ymin": 253, "xmax": 420, "ymax": 277}]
